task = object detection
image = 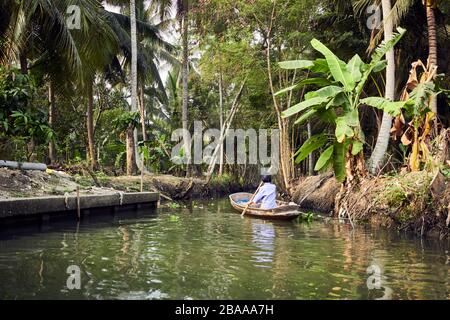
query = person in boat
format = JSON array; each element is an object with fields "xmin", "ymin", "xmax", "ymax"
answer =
[{"xmin": 249, "ymin": 175, "xmax": 277, "ymax": 210}]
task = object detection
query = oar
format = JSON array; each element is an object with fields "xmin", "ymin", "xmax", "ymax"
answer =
[{"xmin": 241, "ymin": 181, "xmax": 264, "ymax": 217}]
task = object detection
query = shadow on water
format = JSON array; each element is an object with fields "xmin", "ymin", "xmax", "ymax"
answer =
[{"xmin": 0, "ymin": 198, "xmax": 448, "ymax": 300}]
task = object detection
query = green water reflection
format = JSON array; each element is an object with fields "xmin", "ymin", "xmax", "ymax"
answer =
[{"xmin": 0, "ymin": 199, "xmax": 449, "ymax": 299}]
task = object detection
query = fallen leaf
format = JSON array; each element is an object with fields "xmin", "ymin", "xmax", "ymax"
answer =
[{"xmin": 401, "ymin": 132, "xmax": 412, "ymax": 146}]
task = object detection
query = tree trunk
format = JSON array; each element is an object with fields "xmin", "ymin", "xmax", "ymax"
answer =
[
  {"xmin": 27, "ymin": 138, "xmax": 36, "ymax": 162},
  {"xmin": 265, "ymin": 3, "xmax": 290, "ymax": 190},
  {"xmin": 20, "ymin": 53, "xmax": 27, "ymax": 74},
  {"xmin": 126, "ymin": 124, "xmax": 137, "ymax": 175},
  {"xmin": 48, "ymin": 81, "xmax": 56, "ymax": 164},
  {"xmin": 130, "ymin": 0, "xmax": 138, "ymax": 115},
  {"xmin": 218, "ymin": 73, "xmax": 224, "ymax": 176},
  {"xmin": 129, "ymin": 0, "xmax": 141, "ymax": 173},
  {"xmin": 368, "ymin": 0, "xmax": 395, "ymax": 174},
  {"xmin": 181, "ymin": 7, "xmax": 191, "ymax": 177},
  {"xmin": 205, "ymin": 81, "xmax": 246, "ymax": 182},
  {"xmin": 138, "ymin": 82, "xmax": 147, "ymax": 142},
  {"xmin": 138, "ymin": 82, "xmax": 147, "ymax": 191},
  {"xmin": 425, "ymin": 0, "xmax": 438, "ymax": 114},
  {"xmin": 86, "ymin": 81, "xmax": 97, "ymax": 170}
]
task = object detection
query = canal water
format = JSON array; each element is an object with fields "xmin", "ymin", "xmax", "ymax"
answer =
[{"xmin": 0, "ymin": 199, "xmax": 449, "ymax": 300}]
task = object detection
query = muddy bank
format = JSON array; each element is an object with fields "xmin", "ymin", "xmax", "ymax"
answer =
[
  {"xmin": 0, "ymin": 167, "xmax": 254, "ymax": 202},
  {"xmin": 102, "ymin": 175, "xmax": 256, "ymax": 200},
  {"xmin": 290, "ymin": 170, "xmax": 450, "ymax": 240},
  {"xmin": 341, "ymin": 171, "xmax": 450, "ymax": 240},
  {"xmin": 290, "ymin": 172, "xmax": 341, "ymax": 214}
]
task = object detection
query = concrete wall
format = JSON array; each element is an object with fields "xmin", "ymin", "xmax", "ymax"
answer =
[{"xmin": 0, "ymin": 192, "xmax": 159, "ymax": 218}]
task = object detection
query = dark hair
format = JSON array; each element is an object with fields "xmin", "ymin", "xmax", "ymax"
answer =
[{"xmin": 261, "ymin": 175, "xmax": 272, "ymax": 183}]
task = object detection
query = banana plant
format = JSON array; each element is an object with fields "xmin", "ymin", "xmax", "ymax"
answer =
[
  {"xmin": 277, "ymin": 27, "xmax": 407, "ymax": 183},
  {"xmin": 393, "ymin": 60, "xmax": 440, "ymax": 171}
]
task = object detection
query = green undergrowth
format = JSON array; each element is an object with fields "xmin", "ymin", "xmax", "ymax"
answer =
[{"xmin": 374, "ymin": 171, "xmax": 434, "ymax": 224}]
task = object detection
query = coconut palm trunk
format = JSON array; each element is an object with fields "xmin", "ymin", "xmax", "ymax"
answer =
[
  {"xmin": 48, "ymin": 81, "xmax": 56, "ymax": 164},
  {"xmin": 139, "ymin": 82, "xmax": 147, "ymax": 142},
  {"xmin": 425, "ymin": 0, "xmax": 438, "ymax": 114},
  {"xmin": 138, "ymin": 82, "xmax": 147, "ymax": 191},
  {"xmin": 128, "ymin": 0, "xmax": 139, "ymax": 174},
  {"xmin": 218, "ymin": 73, "xmax": 224, "ymax": 176},
  {"xmin": 181, "ymin": 3, "xmax": 191, "ymax": 177},
  {"xmin": 87, "ymin": 80, "xmax": 98, "ymax": 170},
  {"xmin": 126, "ymin": 124, "xmax": 137, "ymax": 175},
  {"xmin": 368, "ymin": 0, "xmax": 396, "ymax": 174}
]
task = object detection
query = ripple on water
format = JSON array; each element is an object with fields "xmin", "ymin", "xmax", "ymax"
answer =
[{"xmin": 0, "ymin": 200, "xmax": 449, "ymax": 300}]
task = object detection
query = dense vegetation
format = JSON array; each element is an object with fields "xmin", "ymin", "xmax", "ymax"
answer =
[{"xmin": 0, "ymin": 0, "xmax": 449, "ymax": 195}]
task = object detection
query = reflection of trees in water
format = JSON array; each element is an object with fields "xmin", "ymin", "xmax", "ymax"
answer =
[
  {"xmin": 251, "ymin": 221, "xmax": 275, "ymax": 264},
  {"xmin": 364, "ymin": 229, "xmax": 450, "ymax": 299},
  {"xmin": 1, "ymin": 203, "xmax": 450, "ymax": 300},
  {"xmin": 270, "ymin": 222, "xmax": 295, "ymax": 298},
  {"xmin": 313, "ymin": 221, "xmax": 450, "ymax": 299}
]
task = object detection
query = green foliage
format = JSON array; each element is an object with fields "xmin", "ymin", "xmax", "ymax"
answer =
[
  {"xmin": 167, "ymin": 203, "xmax": 182, "ymax": 209},
  {"xmin": 333, "ymin": 142, "xmax": 346, "ymax": 182},
  {"xmin": 278, "ymin": 28, "xmax": 406, "ymax": 182},
  {"xmin": 210, "ymin": 173, "xmax": 234, "ymax": 186},
  {"xmin": 294, "ymin": 133, "xmax": 328, "ymax": 164},
  {"xmin": 374, "ymin": 172, "xmax": 433, "ymax": 225},
  {"xmin": 299, "ymin": 211, "xmax": 314, "ymax": 223},
  {"xmin": 441, "ymin": 167, "xmax": 450, "ymax": 179},
  {"xmin": 168, "ymin": 215, "xmax": 180, "ymax": 222},
  {"xmin": 10, "ymin": 110, "xmax": 54, "ymax": 142},
  {"xmin": 310, "ymin": 39, "xmax": 356, "ymax": 92},
  {"xmin": 314, "ymin": 145, "xmax": 334, "ymax": 171},
  {"xmin": 138, "ymin": 132, "xmax": 173, "ymax": 173},
  {"xmin": 360, "ymin": 97, "xmax": 411, "ymax": 117},
  {"xmin": 0, "ymin": 67, "xmax": 55, "ymax": 161},
  {"xmin": 112, "ymin": 111, "xmax": 141, "ymax": 133}
]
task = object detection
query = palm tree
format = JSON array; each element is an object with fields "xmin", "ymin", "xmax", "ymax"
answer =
[
  {"xmin": 180, "ymin": 0, "xmax": 191, "ymax": 177},
  {"xmin": 135, "ymin": 2, "xmax": 176, "ymax": 181},
  {"xmin": 48, "ymin": 81, "xmax": 56, "ymax": 164},
  {"xmin": 0, "ymin": 0, "xmax": 83, "ymax": 76},
  {"xmin": 352, "ymin": 0, "xmax": 443, "ymax": 172},
  {"xmin": 109, "ymin": 0, "xmax": 139, "ymax": 175},
  {"xmin": 352, "ymin": 0, "xmax": 440, "ymax": 115},
  {"xmin": 368, "ymin": 0, "xmax": 397, "ymax": 174},
  {"xmin": 0, "ymin": 0, "xmax": 119, "ymax": 169},
  {"xmin": 424, "ymin": 0, "xmax": 438, "ymax": 113},
  {"xmin": 105, "ymin": 0, "xmax": 174, "ymax": 175},
  {"xmin": 137, "ymin": 0, "xmax": 197, "ymax": 178},
  {"xmin": 129, "ymin": 0, "xmax": 139, "ymax": 175},
  {"xmin": 75, "ymin": 6, "xmax": 120, "ymax": 170}
]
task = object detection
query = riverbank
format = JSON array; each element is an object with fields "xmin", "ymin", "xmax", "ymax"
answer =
[
  {"xmin": 291, "ymin": 170, "xmax": 450, "ymax": 240},
  {"xmin": 0, "ymin": 167, "xmax": 255, "ymax": 202},
  {"xmin": 1, "ymin": 166, "xmax": 449, "ymax": 239}
]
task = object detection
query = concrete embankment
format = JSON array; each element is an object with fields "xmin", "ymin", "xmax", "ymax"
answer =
[
  {"xmin": 0, "ymin": 192, "xmax": 159, "ymax": 218},
  {"xmin": 0, "ymin": 192, "xmax": 159, "ymax": 225}
]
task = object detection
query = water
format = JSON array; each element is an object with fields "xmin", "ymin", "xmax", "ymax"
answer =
[{"xmin": 0, "ymin": 199, "xmax": 449, "ymax": 300}]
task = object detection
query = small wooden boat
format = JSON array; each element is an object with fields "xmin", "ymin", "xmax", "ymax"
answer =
[{"xmin": 229, "ymin": 192, "xmax": 301, "ymax": 221}]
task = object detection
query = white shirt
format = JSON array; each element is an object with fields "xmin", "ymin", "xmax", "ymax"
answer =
[{"xmin": 253, "ymin": 183, "xmax": 277, "ymax": 209}]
